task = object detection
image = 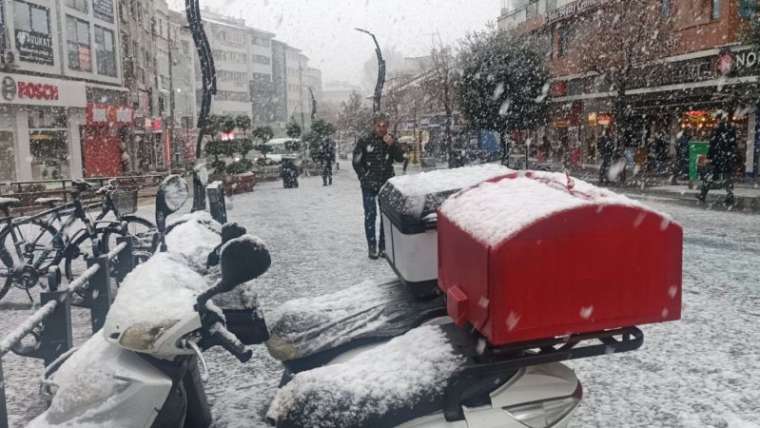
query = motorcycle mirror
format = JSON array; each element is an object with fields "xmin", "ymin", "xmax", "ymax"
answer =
[
  {"xmin": 219, "ymin": 235, "xmax": 271, "ymax": 291},
  {"xmin": 158, "ymin": 175, "xmax": 189, "ymax": 214},
  {"xmin": 206, "ymin": 223, "xmax": 248, "ymax": 268}
]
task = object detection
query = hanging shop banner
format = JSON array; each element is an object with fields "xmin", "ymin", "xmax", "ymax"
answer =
[
  {"xmin": 86, "ymin": 103, "xmax": 134, "ymax": 126},
  {"xmin": 93, "ymin": 0, "xmax": 115, "ymax": 23},
  {"xmin": 15, "ymin": 28, "xmax": 54, "ymax": 66}
]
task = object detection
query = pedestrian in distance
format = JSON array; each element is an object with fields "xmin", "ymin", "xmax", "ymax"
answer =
[
  {"xmin": 320, "ymin": 137, "xmax": 336, "ymax": 186},
  {"xmin": 402, "ymin": 145, "xmax": 410, "ymax": 174},
  {"xmin": 698, "ymin": 113, "xmax": 737, "ymax": 206},
  {"xmin": 672, "ymin": 128, "xmax": 691, "ymax": 184},
  {"xmin": 598, "ymin": 130, "xmax": 614, "ymax": 185},
  {"xmin": 352, "ymin": 113, "xmax": 405, "ymax": 260}
]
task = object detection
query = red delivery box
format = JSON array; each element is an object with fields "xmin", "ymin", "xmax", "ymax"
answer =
[{"xmin": 437, "ymin": 171, "xmax": 682, "ymax": 346}]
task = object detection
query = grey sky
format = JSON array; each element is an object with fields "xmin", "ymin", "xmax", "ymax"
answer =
[{"xmin": 171, "ymin": 1, "xmax": 500, "ymax": 87}]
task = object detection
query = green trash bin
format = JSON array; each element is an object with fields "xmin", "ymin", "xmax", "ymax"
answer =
[{"xmin": 688, "ymin": 141, "xmax": 709, "ymax": 182}]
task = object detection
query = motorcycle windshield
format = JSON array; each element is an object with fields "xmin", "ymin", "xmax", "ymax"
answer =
[{"xmin": 104, "ymin": 251, "xmax": 208, "ymax": 339}]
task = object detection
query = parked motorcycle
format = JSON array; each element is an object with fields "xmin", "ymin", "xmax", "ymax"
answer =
[{"xmin": 28, "ymin": 184, "xmax": 643, "ymax": 428}]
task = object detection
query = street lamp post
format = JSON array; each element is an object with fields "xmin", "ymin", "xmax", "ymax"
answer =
[
  {"xmin": 355, "ymin": 28, "xmax": 385, "ymax": 114},
  {"xmin": 185, "ymin": 0, "xmax": 216, "ymax": 211}
]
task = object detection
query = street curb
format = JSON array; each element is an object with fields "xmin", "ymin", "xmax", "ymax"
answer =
[{"xmin": 623, "ymin": 189, "xmax": 760, "ymax": 213}]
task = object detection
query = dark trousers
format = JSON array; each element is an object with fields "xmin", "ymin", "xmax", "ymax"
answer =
[
  {"xmin": 322, "ymin": 162, "xmax": 333, "ymax": 185},
  {"xmin": 599, "ymin": 156, "xmax": 612, "ymax": 184},
  {"xmin": 699, "ymin": 165, "xmax": 735, "ymax": 204},
  {"xmin": 362, "ymin": 188, "xmax": 384, "ymax": 250}
]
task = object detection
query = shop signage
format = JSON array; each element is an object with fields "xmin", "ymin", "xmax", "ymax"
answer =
[
  {"xmin": 0, "ymin": 72, "xmax": 86, "ymax": 107},
  {"xmin": 15, "ymin": 29, "xmax": 54, "ymax": 65},
  {"xmin": 93, "ymin": 0, "xmax": 115, "ymax": 23},
  {"xmin": 87, "ymin": 103, "xmax": 134, "ymax": 126},
  {"xmin": 547, "ymin": 0, "xmax": 606, "ymax": 23}
]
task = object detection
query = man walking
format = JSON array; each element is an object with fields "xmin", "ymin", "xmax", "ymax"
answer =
[
  {"xmin": 699, "ymin": 113, "xmax": 737, "ymax": 206},
  {"xmin": 320, "ymin": 137, "xmax": 336, "ymax": 186},
  {"xmin": 353, "ymin": 113, "xmax": 405, "ymax": 259},
  {"xmin": 598, "ymin": 130, "xmax": 613, "ymax": 185}
]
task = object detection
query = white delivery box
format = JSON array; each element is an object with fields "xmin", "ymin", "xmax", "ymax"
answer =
[{"xmin": 378, "ymin": 164, "xmax": 511, "ymax": 298}]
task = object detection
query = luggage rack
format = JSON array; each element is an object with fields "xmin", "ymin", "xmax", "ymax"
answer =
[{"xmin": 444, "ymin": 326, "xmax": 644, "ymax": 421}]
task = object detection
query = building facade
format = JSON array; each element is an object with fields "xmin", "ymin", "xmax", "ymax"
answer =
[
  {"xmin": 499, "ymin": 0, "xmax": 760, "ymax": 176},
  {"xmin": 0, "ymin": 0, "xmax": 130, "ymax": 181}
]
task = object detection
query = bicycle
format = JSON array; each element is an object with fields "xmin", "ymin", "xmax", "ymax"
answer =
[{"xmin": 0, "ymin": 180, "xmax": 154, "ymax": 302}]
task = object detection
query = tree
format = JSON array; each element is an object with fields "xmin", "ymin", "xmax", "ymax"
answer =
[
  {"xmin": 577, "ymin": 0, "xmax": 674, "ymax": 146},
  {"xmin": 303, "ymin": 118, "xmax": 337, "ymax": 161},
  {"xmin": 235, "ymin": 115, "xmax": 252, "ymax": 135},
  {"xmin": 286, "ymin": 117, "xmax": 302, "ymax": 138},
  {"xmin": 421, "ymin": 45, "xmax": 459, "ymax": 167},
  {"xmin": 337, "ymin": 91, "xmax": 372, "ymax": 137},
  {"xmin": 252, "ymin": 126, "xmax": 274, "ymax": 144},
  {"xmin": 457, "ymin": 30, "xmax": 549, "ymax": 164}
]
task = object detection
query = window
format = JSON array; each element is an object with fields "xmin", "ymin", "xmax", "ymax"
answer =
[
  {"xmin": 14, "ymin": 1, "xmax": 51, "ymax": 35},
  {"xmin": 252, "ymin": 36, "xmax": 270, "ymax": 47},
  {"xmin": 661, "ymin": 0, "xmax": 671, "ymax": 17},
  {"xmin": 740, "ymin": 0, "xmax": 756, "ymax": 17},
  {"xmin": 65, "ymin": 0, "xmax": 89, "ymax": 14},
  {"xmin": 712, "ymin": 0, "xmax": 720, "ymax": 19},
  {"xmin": 557, "ymin": 25, "xmax": 573, "ymax": 58},
  {"xmin": 95, "ymin": 25, "xmax": 116, "ymax": 76},
  {"xmin": 253, "ymin": 54, "xmax": 271, "ymax": 65},
  {"xmin": 66, "ymin": 15, "xmax": 92, "ymax": 71}
]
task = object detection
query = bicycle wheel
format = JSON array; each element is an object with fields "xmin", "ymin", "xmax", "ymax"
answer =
[
  {"xmin": 0, "ymin": 220, "xmax": 59, "ymax": 300},
  {"xmin": 63, "ymin": 228, "xmax": 109, "ymax": 282},
  {"xmin": 106, "ymin": 215, "xmax": 156, "ymax": 256}
]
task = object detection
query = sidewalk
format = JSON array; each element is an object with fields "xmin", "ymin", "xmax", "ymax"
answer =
[
  {"xmin": 532, "ymin": 160, "xmax": 760, "ymax": 213},
  {"xmin": 398, "ymin": 159, "xmax": 760, "ymax": 213}
]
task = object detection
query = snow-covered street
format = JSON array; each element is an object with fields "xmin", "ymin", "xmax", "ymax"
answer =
[
  {"xmin": 2, "ymin": 169, "xmax": 760, "ymax": 427},
  {"xmin": 203, "ymin": 171, "xmax": 760, "ymax": 428}
]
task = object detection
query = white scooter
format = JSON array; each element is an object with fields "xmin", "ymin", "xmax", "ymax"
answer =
[{"xmin": 28, "ymin": 176, "xmax": 644, "ymax": 428}]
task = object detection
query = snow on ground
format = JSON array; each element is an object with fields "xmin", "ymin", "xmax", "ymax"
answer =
[{"xmin": 2, "ymin": 169, "xmax": 760, "ymax": 427}]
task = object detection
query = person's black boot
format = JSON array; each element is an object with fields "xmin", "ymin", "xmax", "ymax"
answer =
[{"xmin": 368, "ymin": 244, "xmax": 378, "ymax": 260}]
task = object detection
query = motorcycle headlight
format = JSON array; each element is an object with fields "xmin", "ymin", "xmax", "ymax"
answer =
[
  {"xmin": 503, "ymin": 383, "xmax": 582, "ymax": 428},
  {"xmin": 119, "ymin": 319, "xmax": 179, "ymax": 352}
]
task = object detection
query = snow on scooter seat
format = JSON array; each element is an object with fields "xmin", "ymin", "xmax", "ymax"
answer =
[
  {"xmin": 266, "ymin": 324, "xmax": 465, "ymax": 428},
  {"xmin": 439, "ymin": 170, "xmax": 666, "ymax": 247},
  {"xmin": 266, "ymin": 278, "xmax": 443, "ymax": 361}
]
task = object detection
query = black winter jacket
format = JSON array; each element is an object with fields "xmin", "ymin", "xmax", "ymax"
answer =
[
  {"xmin": 708, "ymin": 123, "xmax": 737, "ymax": 174},
  {"xmin": 352, "ymin": 133, "xmax": 405, "ymax": 192}
]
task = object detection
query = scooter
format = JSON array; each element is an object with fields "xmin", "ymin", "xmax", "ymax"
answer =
[{"xmin": 28, "ymin": 176, "xmax": 644, "ymax": 428}]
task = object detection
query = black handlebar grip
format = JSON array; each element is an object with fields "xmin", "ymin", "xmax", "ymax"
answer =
[{"xmin": 211, "ymin": 323, "xmax": 253, "ymax": 363}]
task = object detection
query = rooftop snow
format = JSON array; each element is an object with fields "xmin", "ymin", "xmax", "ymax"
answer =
[{"xmin": 439, "ymin": 171, "xmax": 669, "ymax": 247}]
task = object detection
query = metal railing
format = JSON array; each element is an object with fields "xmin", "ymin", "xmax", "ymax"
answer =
[
  {"xmin": 0, "ymin": 182, "xmax": 228, "ymax": 428},
  {"xmin": 0, "ymin": 236, "xmax": 135, "ymax": 428}
]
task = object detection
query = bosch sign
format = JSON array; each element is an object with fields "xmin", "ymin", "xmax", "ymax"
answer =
[{"xmin": 0, "ymin": 72, "xmax": 86, "ymax": 107}]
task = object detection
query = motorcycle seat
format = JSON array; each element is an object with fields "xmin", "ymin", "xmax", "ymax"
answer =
[
  {"xmin": 266, "ymin": 278, "xmax": 445, "ymax": 366},
  {"xmin": 267, "ymin": 323, "xmax": 517, "ymax": 428}
]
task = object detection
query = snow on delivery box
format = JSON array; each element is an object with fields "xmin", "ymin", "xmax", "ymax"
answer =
[
  {"xmin": 378, "ymin": 164, "xmax": 511, "ymax": 296},
  {"xmin": 437, "ymin": 171, "xmax": 683, "ymax": 346}
]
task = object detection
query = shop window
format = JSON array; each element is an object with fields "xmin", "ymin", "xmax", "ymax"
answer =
[
  {"xmin": 66, "ymin": 15, "xmax": 92, "ymax": 71},
  {"xmin": 95, "ymin": 25, "xmax": 117, "ymax": 76},
  {"xmin": 65, "ymin": 0, "xmax": 89, "ymax": 14},
  {"xmin": 28, "ymin": 109, "xmax": 69, "ymax": 181},
  {"xmin": 0, "ymin": 131, "xmax": 16, "ymax": 182}
]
